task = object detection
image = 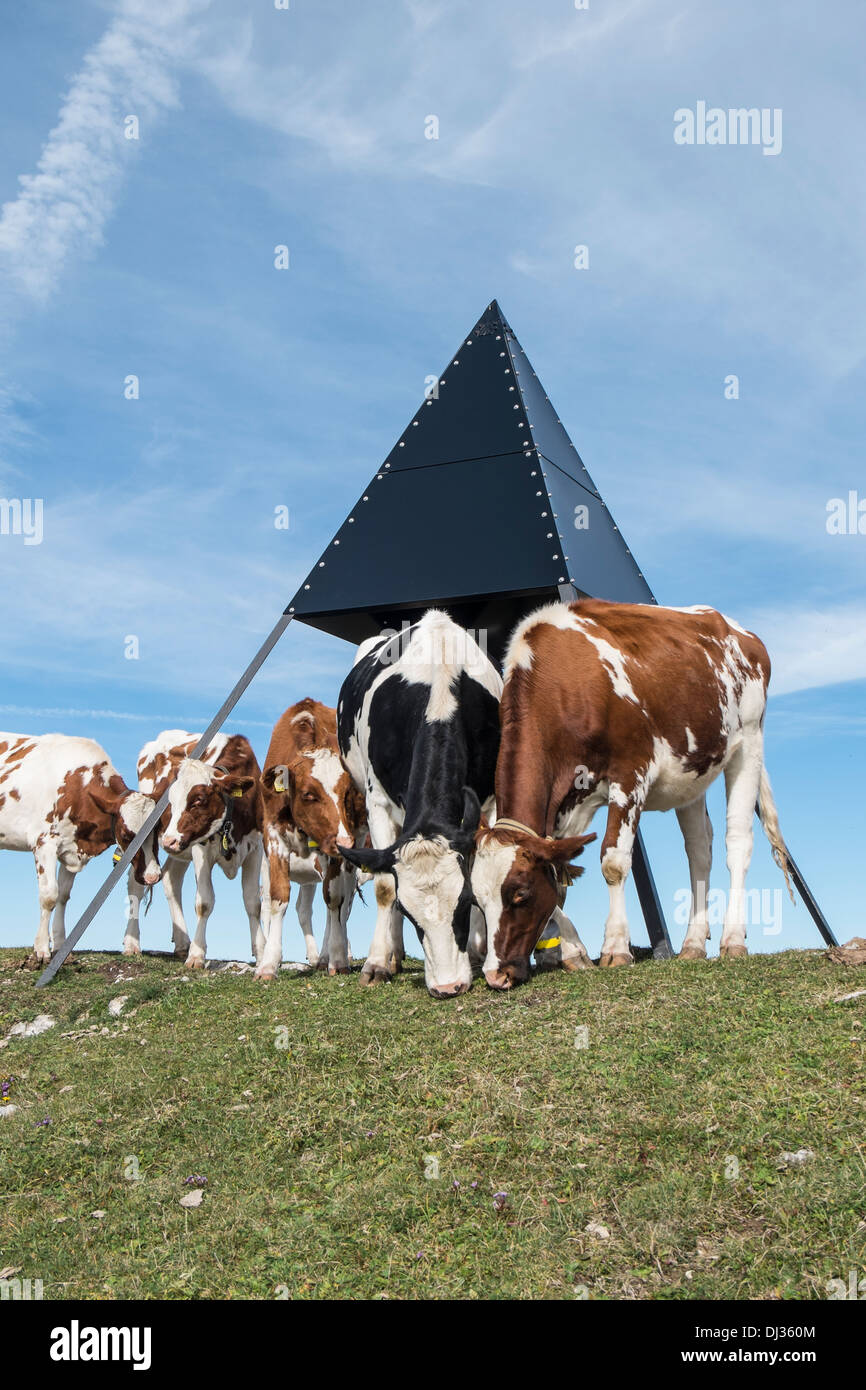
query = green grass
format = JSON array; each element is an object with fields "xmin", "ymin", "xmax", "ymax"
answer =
[{"xmin": 0, "ymin": 947, "xmax": 864, "ymax": 1300}]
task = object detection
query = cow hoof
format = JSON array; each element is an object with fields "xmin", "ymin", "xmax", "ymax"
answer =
[
  {"xmin": 328, "ymin": 965, "xmax": 350, "ymax": 976},
  {"xmin": 186, "ymin": 954, "xmax": 206, "ymax": 971},
  {"xmin": 253, "ymin": 965, "xmax": 277, "ymax": 982},
  {"xmin": 314, "ymin": 957, "xmax": 329, "ymax": 973},
  {"xmin": 173, "ymin": 944, "xmax": 191, "ymax": 961},
  {"xmin": 599, "ymin": 952, "xmax": 633, "ymax": 968},
  {"xmin": 359, "ymin": 966, "xmax": 392, "ymax": 986},
  {"xmin": 720, "ymin": 943, "xmax": 748, "ymax": 959},
  {"xmin": 561, "ymin": 953, "xmax": 594, "ymax": 971},
  {"xmin": 387, "ymin": 954, "xmax": 404, "ymax": 975},
  {"xmin": 679, "ymin": 945, "xmax": 707, "ymax": 961},
  {"xmin": 122, "ymin": 941, "xmax": 142, "ymax": 956}
]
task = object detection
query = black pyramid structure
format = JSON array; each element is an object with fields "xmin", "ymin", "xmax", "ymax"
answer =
[{"xmin": 287, "ymin": 300, "xmax": 655, "ymax": 663}]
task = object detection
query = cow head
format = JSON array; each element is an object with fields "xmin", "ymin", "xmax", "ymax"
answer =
[
  {"xmin": 471, "ymin": 826, "xmax": 596, "ymax": 989},
  {"xmin": 89, "ymin": 785, "xmax": 161, "ymax": 886},
  {"xmin": 339, "ymin": 787, "xmax": 481, "ymax": 998},
  {"xmin": 262, "ymin": 750, "xmax": 362, "ymax": 859},
  {"xmin": 161, "ymin": 760, "xmax": 255, "ymax": 854}
]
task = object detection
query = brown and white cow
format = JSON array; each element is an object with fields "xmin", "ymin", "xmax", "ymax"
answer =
[
  {"xmin": 0, "ymin": 733, "xmax": 159, "ymax": 963},
  {"xmin": 124, "ymin": 730, "xmax": 263, "ymax": 969},
  {"xmin": 255, "ymin": 699, "xmax": 365, "ymax": 980},
  {"xmin": 471, "ymin": 601, "xmax": 794, "ymax": 988}
]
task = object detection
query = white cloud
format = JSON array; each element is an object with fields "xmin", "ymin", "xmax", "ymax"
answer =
[
  {"xmin": 755, "ymin": 602, "xmax": 866, "ymax": 696},
  {"xmin": 0, "ymin": 704, "xmax": 271, "ymax": 728},
  {"xmin": 0, "ymin": 0, "xmax": 210, "ymax": 304}
]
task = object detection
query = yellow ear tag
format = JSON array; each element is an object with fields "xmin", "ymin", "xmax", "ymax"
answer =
[
  {"xmin": 307, "ymin": 839, "xmax": 319, "ymax": 849},
  {"xmin": 231, "ymin": 787, "xmax": 244, "ymax": 798},
  {"xmin": 273, "ymin": 778, "xmax": 285, "ymax": 792},
  {"xmin": 112, "ymin": 849, "xmax": 122, "ymax": 864}
]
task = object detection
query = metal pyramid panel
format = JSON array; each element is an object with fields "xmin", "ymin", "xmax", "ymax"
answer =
[
  {"xmin": 288, "ymin": 300, "xmax": 655, "ymax": 655},
  {"xmin": 383, "ymin": 303, "xmax": 528, "ymax": 473}
]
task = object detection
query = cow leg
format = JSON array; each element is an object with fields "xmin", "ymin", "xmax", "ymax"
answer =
[
  {"xmin": 599, "ymin": 792, "xmax": 638, "ymax": 966},
  {"xmin": 361, "ymin": 876, "xmax": 402, "ymax": 985},
  {"xmin": 255, "ymin": 843, "xmax": 293, "ymax": 979},
  {"xmin": 123, "ymin": 867, "xmax": 145, "ymax": 954},
  {"xmin": 295, "ymin": 882, "xmax": 319, "ymax": 966},
  {"xmin": 361, "ymin": 804, "xmax": 402, "ymax": 985},
  {"xmin": 550, "ymin": 902, "xmax": 593, "ymax": 971},
  {"xmin": 32, "ymin": 839, "xmax": 59, "ymax": 962},
  {"xmin": 340, "ymin": 866, "xmax": 355, "ymax": 965},
  {"xmin": 677, "ymin": 795, "xmax": 713, "ymax": 959},
  {"xmin": 468, "ymin": 904, "xmax": 486, "ymax": 972},
  {"xmin": 388, "ymin": 908, "xmax": 405, "ymax": 976},
  {"xmin": 51, "ymin": 864, "xmax": 75, "ymax": 955},
  {"xmin": 320, "ymin": 862, "xmax": 351, "ymax": 975},
  {"xmin": 720, "ymin": 736, "xmax": 763, "ymax": 959},
  {"xmin": 162, "ymin": 857, "xmax": 191, "ymax": 959},
  {"xmin": 242, "ymin": 843, "xmax": 265, "ymax": 965},
  {"xmin": 186, "ymin": 845, "xmax": 215, "ymax": 969}
]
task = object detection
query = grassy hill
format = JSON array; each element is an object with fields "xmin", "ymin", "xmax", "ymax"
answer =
[{"xmin": 0, "ymin": 946, "xmax": 864, "ymax": 1300}]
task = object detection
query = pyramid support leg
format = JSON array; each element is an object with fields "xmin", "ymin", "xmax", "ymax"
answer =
[
  {"xmin": 783, "ymin": 851, "xmax": 837, "ymax": 947},
  {"xmin": 632, "ymin": 830, "xmax": 674, "ymax": 960}
]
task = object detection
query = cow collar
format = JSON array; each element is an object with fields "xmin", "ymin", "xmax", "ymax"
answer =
[
  {"xmin": 213, "ymin": 764, "xmax": 243, "ymax": 859},
  {"xmin": 494, "ymin": 817, "xmax": 545, "ymax": 839},
  {"xmin": 493, "ymin": 818, "xmax": 576, "ymax": 891}
]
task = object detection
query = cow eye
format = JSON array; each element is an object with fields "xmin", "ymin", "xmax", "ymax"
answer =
[
  {"xmin": 303, "ymin": 791, "xmax": 317, "ymax": 803},
  {"xmin": 510, "ymin": 888, "xmax": 531, "ymax": 905}
]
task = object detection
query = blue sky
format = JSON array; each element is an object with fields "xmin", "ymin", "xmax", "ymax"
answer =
[{"xmin": 0, "ymin": 0, "xmax": 863, "ymax": 962}]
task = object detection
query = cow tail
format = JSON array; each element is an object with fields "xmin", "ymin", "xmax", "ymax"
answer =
[{"xmin": 757, "ymin": 765, "xmax": 795, "ymax": 903}]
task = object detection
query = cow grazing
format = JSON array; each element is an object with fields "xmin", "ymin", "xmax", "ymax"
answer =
[
  {"xmin": 0, "ymin": 733, "xmax": 159, "ymax": 963},
  {"xmin": 472, "ymin": 600, "xmax": 794, "ymax": 989},
  {"xmin": 255, "ymin": 698, "xmax": 365, "ymax": 980},
  {"xmin": 338, "ymin": 611, "xmax": 502, "ymax": 998},
  {"xmin": 124, "ymin": 730, "xmax": 264, "ymax": 969}
]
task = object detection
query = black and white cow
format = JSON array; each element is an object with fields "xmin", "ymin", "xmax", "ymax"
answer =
[{"xmin": 338, "ymin": 610, "xmax": 502, "ymax": 997}]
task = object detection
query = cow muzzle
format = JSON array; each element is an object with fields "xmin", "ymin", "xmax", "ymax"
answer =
[
  {"xmin": 483, "ymin": 959, "xmax": 530, "ymax": 991},
  {"xmin": 429, "ymin": 980, "xmax": 469, "ymax": 1000}
]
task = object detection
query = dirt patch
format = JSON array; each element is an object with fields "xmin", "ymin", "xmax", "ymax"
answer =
[
  {"xmin": 827, "ymin": 937, "xmax": 866, "ymax": 967},
  {"xmin": 94, "ymin": 958, "xmax": 154, "ymax": 982}
]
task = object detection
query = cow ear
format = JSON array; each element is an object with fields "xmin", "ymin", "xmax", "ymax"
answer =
[
  {"xmin": 452, "ymin": 786, "xmax": 481, "ymax": 852},
  {"xmin": 534, "ymin": 833, "xmax": 596, "ymax": 865},
  {"xmin": 339, "ymin": 843, "xmax": 397, "ymax": 875},
  {"xmin": 214, "ymin": 771, "xmax": 255, "ymax": 798},
  {"xmin": 460, "ymin": 786, "xmax": 481, "ymax": 834},
  {"xmin": 263, "ymin": 763, "xmax": 293, "ymax": 795}
]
